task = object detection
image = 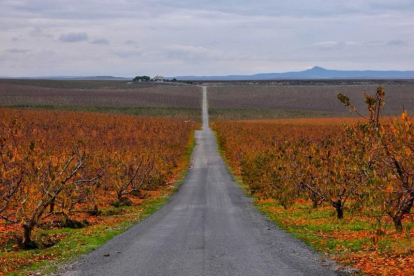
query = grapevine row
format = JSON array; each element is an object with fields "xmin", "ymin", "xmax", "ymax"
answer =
[
  {"xmin": 0, "ymin": 109, "xmax": 196, "ymax": 248},
  {"xmin": 212, "ymin": 88, "xmax": 413, "ymax": 233}
]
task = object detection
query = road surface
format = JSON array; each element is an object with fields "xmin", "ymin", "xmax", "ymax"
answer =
[{"xmin": 61, "ymin": 86, "xmax": 335, "ymax": 276}]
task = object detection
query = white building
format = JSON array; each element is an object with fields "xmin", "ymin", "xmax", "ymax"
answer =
[{"xmin": 154, "ymin": 75, "xmax": 164, "ymax": 81}]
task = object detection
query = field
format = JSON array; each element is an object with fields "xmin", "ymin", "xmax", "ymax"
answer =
[
  {"xmin": 0, "ymin": 108, "xmax": 197, "ymax": 274},
  {"xmin": 212, "ymin": 89, "xmax": 414, "ymax": 275},
  {"xmin": 1, "ymin": 79, "xmax": 414, "ymax": 274},
  {"xmin": 208, "ymin": 83, "xmax": 414, "ymax": 120},
  {"xmin": 0, "ymin": 80, "xmax": 202, "ymax": 121},
  {"xmin": 0, "ymin": 79, "xmax": 140, "ymax": 90}
]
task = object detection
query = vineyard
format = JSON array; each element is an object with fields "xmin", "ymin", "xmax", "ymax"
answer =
[
  {"xmin": 212, "ymin": 88, "xmax": 414, "ymax": 275},
  {"xmin": 0, "ymin": 79, "xmax": 141, "ymax": 90},
  {"xmin": 0, "ymin": 108, "xmax": 197, "ymax": 274},
  {"xmin": 0, "ymin": 80, "xmax": 202, "ymax": 121},
  {"xmin": 208, "ymin": 84, "xmax": 414, "ymax": 120}
]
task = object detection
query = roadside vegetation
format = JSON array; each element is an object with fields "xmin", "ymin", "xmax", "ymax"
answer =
[
  {"xmin": 212, "ymin": 87, "xmax": 414, "ymax": 275},
  {"xmin": 0, "ymin": 109, "xmax": 197, "ymax": 274}
]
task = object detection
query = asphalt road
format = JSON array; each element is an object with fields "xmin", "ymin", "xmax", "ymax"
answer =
[{"xmin": 61, "ymin": 86, "xmax": 336, "ymax": 276}]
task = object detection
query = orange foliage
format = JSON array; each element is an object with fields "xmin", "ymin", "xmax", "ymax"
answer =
[
  {"xmin": 0, "ymin": 108, "xmax": 196, "ymax": 251},
  {"xmin": 212, "ymin": 88, "xmax": 414, "ymax": 275}
]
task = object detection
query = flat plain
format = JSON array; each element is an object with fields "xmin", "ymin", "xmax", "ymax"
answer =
[
  {"xmin": 207, "ymin": 80, "xmax": 414, "ymax": 120},
  {"xmin": 0, "ymin": 79, "xmax": 202, "ymax": 121}
]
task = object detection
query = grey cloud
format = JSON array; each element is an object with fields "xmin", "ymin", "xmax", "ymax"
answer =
[
  {"xmin": 0, "ymin": 0, "xmax": 413, "ymax": 77},
  {"xmin": 3, "ymin": 0, "xmax": 413, "ymax": 21},
  {"xmin": 30, "ymin": 27, "xmax": 53, "ymax": 38},
  {"xmin": 112, "ymin": 50, "xmax": 143, "ymax": 58},
  {"xmin": 12, "ymin": 36, "xmax": 24, "ymax": 42},
  {"xmin": 140, "ymin": 0, "xmax": 414, "ymax": 18},
  {"xmin": 165, "ymin": 44, "xmax": 237, "ymax": 62},
  {"xmin": 124, "ymin": 40, "xmax": 137, "ymax": 45},
  {"xmin": 369, "ymin": 0, "xmax": 414, "ymax": 12},
  {"xmin": 6, "ymin": 48, "xmax": 29, "ymax": 54},
  {"xmin": 309, "ymin": 40, "xmax": 408, "ymax": 51},
  {"xmin": 387, "ymin": 39, "xmax": 406, "ymax": 46},
  {"xmin": 166, "ymin": 45, "xmax": 211, "ymax": 59},
  {"xmin": 59, "ymin": 32, "xmax": 88, "ymax": 42},
  {"xmin": 308, "ymin": 41, "xmax": 360, "ymax": 50},
  {"xmin": 364, "ymin": 40, "xmax": 408, "ymax": 47},
  {"xmin": 91, "ymin": 38, "xmax": 109, "ymax": 45}
]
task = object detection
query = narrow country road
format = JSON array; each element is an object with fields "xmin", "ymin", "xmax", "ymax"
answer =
[{"xmin": 61, "ymin": 86, "xmax": 335, "ymax": 276}]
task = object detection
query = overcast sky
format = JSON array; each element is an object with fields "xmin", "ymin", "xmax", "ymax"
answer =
[{"xmin": 1, "ymin": 0, "xmax": 413, "ymax": 77}]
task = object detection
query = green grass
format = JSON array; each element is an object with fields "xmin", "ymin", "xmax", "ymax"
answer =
[
  {"xmin": 3, "ymin": 105, "xmax": 201, "ymax": 122},
  {"xmin": 1, "ymin": 195, "xmax": 171, "ymax": 275},
  {"xmin": 255, "ymin": 200, "xmax": 414, "ymax": 263}
]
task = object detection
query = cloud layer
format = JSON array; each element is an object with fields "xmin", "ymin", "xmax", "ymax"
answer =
[
  {"xmin": 59, "ymin": 32, "xmax": 88, "ymax": 43},
  {"xmin": 0, "ymin": 0, "xmax": 413, "ymax": 77}
]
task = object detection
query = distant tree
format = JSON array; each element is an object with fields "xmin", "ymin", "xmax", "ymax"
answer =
[{"xmin": 133, "ymin": 76, "xmax": 151, "ymax": 82}]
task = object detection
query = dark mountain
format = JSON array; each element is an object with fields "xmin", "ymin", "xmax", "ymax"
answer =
[{"xmin": 170, "ymin": 66, "xmax": 414, "ymax": 80}]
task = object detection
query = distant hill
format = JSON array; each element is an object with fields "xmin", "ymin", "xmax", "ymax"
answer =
[
  {"xmin": 170, "ymin": 66, "xmax": 414, "ymax": 80},
  {"xmin": 4, "ymin": 67, "xmax": 414, "ymax": 81}
]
